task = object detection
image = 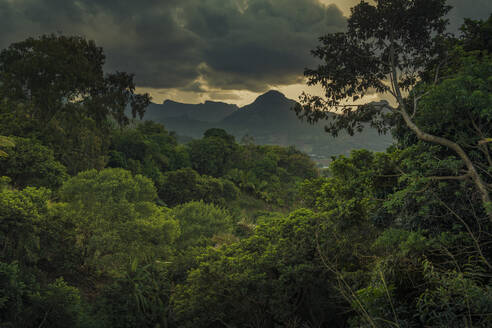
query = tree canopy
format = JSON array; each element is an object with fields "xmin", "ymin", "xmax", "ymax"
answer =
[
  {"xmin": 0, "ymin": 35, "xmax": 149, "ymax": 127},
  {"xmin": 0, "ymin": 35, "xmax": 151, "ymax": 173},
  {"xmin": 295, "ymin": 0, "xmax": 492, "ymax": 220},
  {"xmin": 1, "ymin": 5, "xmax": 491, "ymax": 327}
]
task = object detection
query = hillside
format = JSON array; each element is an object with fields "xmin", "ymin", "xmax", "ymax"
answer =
[
  {"xmin": 140, "ymin": 90, "xmax": 394, "ymax": 162},
  {"xmin": 143, "ymin": 99, "xmax": 238, "ymax": 123},
  {"xmin": 1, "ymin": 3, "xmax": 490, "ymax": 328}
]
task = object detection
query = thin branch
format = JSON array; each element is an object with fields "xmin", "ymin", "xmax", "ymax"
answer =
[
  {"xmin": 411, "ymin": 90, "xmax": 430, "ymax": 119},
  {"xmin": 478, "ymin": 139, "xmax": 492, "ymax": 146},
  {"xmin": 314, "ymin": 230, "xmax": 378, "ymax": 328},
  {"xmin": 38, "ymin": 309, "xmax": 50, "ymax": 328},
  {"xmin": 387, "ymin": 37, "xmax": 492, "ymax": 221},
  {"xmin": 434, "ymin": 61, "xmax": 443, "ymax": 85},
  {"xmin": 426, "ymin": 173, "xmax": 471, "ymax": 181},
  {"xmin": 433, "ymin": 193, "xmax": 492, "ymax": 270},
  {"xmin": 469, "ymin": 117, "xmax": 492, "ymax": 167}
]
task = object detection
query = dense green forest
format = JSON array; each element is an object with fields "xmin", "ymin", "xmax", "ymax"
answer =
[{"xmin": 0, "ymin": 1, "xmax": 491, "ymax": 327}]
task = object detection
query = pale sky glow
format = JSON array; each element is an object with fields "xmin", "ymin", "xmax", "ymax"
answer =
[{"xmin": 137, "ymin": 81, "xmax": 327, "ymax": 107}]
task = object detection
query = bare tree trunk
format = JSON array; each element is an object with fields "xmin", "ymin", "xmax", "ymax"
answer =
[
  {"xmin": 388, "ymin": 43, "xmax": 491, "ymax": 222},
  {"xmin": 398, "ymin": 108, "xmax": 492, "ymax": 222}
]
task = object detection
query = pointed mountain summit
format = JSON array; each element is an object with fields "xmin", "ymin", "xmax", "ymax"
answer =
[
  {"xmin": 221, "ymin": 90, "xmax": 297, "ymax": 129},
  {"xmin": 254, "ymin": 89, "xmax": 288, "ymax": 103},
  {"xmin": 246, "ymin": 89, "xmax": 290, "ymax": 108}
]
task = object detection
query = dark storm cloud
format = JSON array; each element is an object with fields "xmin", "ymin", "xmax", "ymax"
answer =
[
  {"xmin": 0, "ymin": 0, "xmax": 203, "ymax": 88},
  {"xmin": 0, "ymin": 0, "xmax": 345, "ymax": 91},
  {"xmin": 189, "ymin": 0, "xmax": 347, "ymax": 91},
  {"xmin": 0, "ymin": 0, "xmax": 490, "ymax": 93}
]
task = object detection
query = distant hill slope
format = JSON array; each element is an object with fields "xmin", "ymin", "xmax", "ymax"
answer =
[
  {"xmin": 221, "ymin": 90, "xmax": 298, "ymax": 131},
  {"xmin": 138, "ymin": 90, "xmax": 394, "ymax": 161},
  {"xmin": 143, "ymin": 100, "xmax": 238, "ymax": 123}
]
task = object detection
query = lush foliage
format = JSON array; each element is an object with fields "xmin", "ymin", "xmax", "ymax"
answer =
[
  {"xmin": 0, "ymin": 7, "xmax": 491, "ymax": 328},
  {"xmin": 0, "ymin": 35, "xmax": 150, "ymax": 174}
]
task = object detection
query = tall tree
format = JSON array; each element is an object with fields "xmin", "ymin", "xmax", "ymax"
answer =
[
  {"xmin": 0, "ymin": 137, "xmax": 67, "ymax": 189},
  {"xmin": 0, "ymin": 35, "xmax": 151, "ymax": 173},
  {"xmin": 295, "ymin": 0, "xmax": 492, "ymax": 219},
  {"xmin": 0, "ymin": 34, "xmax": 149, "ymax": 127}
]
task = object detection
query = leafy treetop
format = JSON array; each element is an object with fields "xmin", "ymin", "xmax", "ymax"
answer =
[
  {"xmin": 295, "ymin": 0, "xmax": 491, "ymax": 220},
  {"xmin": 0, "ymin": 34, "xmax": 150, "ymax": 127}
]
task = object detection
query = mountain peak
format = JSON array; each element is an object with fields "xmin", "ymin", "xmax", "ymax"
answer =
[
  {"xmin": 257, "ymin": 90, "xmax": 286, "ymax": 100},
  {"xmin": 249, "ymin": 90, "xmax": 290, "ymax": 107}
]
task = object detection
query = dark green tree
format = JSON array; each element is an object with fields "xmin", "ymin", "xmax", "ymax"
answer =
[
  {"xmin": 295, "ymin": 0, "xmax": 492, "ymax": 220},
  {"xmin": 460, "ymin": 14, "xmax": 492, "ymax": 52},
  {"xmin": 0, "ymin": 136, "xmax": 14, "ymax": 158},
  {"xmin": 158, "ymin": 168, "xmax": 238, "ymax": 207},
  {"xmin": 188, "ymin": 129, "xmax": 237, "ymax": 177},
  {"xmin": 172, "ymin": 209, "xmax": 350, "ymax": 327},
  {"xmin": 0, "ymin": 137, "xmax": 67, "ymax": 189},
  {"xmin": 203, "ymin": 128, "xmax": 236, "ymax": 144},
  {"xmin": 108, "ymin": 121, "xmax": 188, "ymax": 192},
  {"xmin": 171, "ymin": 201, "xmax": 234, "ymax": 250},
  {"xmin": 0, "ymin": 35, "xmax": 151, "ymax": 173},
  {"xmin": 0, "ymin": 35, "xmax": 149, "ymax": 127},
  {"xmin": 0, "ymin": 185, "xmax": 50, "ymax": 265},
  {"xmin": 0, "ymin": 263, "xmax": 84, "ymax": 328},
  {"xmin": 54, "ymin": 168, "xmax": 178, "ymax": 279}
]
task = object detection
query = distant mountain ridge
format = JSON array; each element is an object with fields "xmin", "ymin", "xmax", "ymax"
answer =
[
  {"xmin": 222, "ymin": 90, "xmax": 298, "ymax": 130},
  {"xmin": 139, "ymin": 90, "xmax": 394, "ymax": 161},
  {"xmin": 144, "ymin": 99, "xmax": 238, "ymax": 123}
]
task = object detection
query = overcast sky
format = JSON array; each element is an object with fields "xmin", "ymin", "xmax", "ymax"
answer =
[{"xmin": 0, "ymin": 0, "xmax": 490, "ymax": 105}]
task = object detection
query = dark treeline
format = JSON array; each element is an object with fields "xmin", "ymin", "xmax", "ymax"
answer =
[{"xmin": 0, "ymin": 1, "xmax": 492, "ymax": 327}]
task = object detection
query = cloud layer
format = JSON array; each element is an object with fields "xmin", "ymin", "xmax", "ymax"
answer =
[
  {"xmin": 0, "ymin": 0, "xmax": 490, "ymax": 97},
  {"xmin": 0, "ymin": 0, "xmax": 346, "ymax": 93}
]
